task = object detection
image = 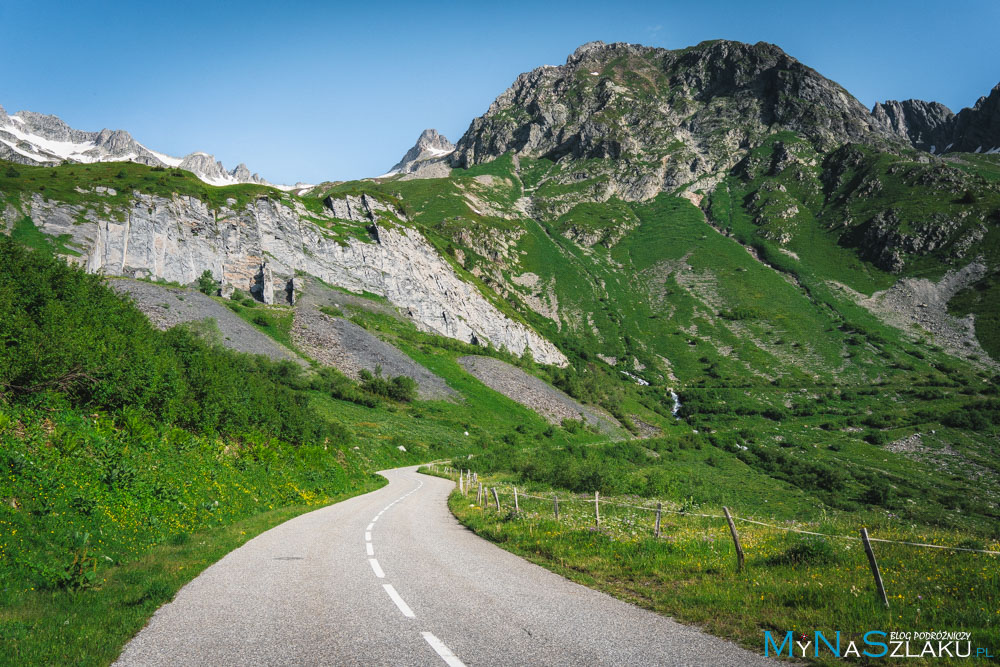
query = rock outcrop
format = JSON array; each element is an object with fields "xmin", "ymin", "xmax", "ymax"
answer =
[
  {"xmin": 8, "ymin": 192, "xmax": 567, "ymax": 366},
  {"xmin": 946, "ymin": 83, "xmax": 1000, "ymax": 153}
]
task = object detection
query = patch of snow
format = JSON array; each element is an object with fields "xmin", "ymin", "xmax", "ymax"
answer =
[
  {"xmin": 0, "ymin": 137, "xmax": 49, "ymax": 162},
  {"xmin": 929, "ymin": 145, "xmax": 936, "ymax": 154},
  {"xmin": 975, "ymin": 146, "xmax": 983, "ymax": 153},
  {"xmin": 986, "ymin": 146, "xmax": 1000, "ymax": 155},
  {"xmin": 424, "ymin": 146, "xmax": 453, "ymax": 157},
  {"xmin": 590, "ymin": 71, "xmax": 600, "ymax": 75},
  {"xmin": 1, "ymin": 123, "xmax": 99, "ymax": 163},
  {"xmin": 8, "ymin": 115, "xmax": 24, "ymax": 125},
  {"xmin": 274, "ymin": 182, "xmax": 313, "ymax": 192},
  {"xmin": 146, "ymin": 148, "xmax": 183, "ymax": 167},
  {"xmin": 200, "ymin": 173, "xmax": 240, "ymax": 187},
  {"xmin": 945, "ymin": 143, "xmax": 954, "ymax": 151}
]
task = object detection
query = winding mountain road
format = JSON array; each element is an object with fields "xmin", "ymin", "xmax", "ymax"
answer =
[{"xmin": 116, "ymin": 466, "xmax": 773, "ymax": 666}]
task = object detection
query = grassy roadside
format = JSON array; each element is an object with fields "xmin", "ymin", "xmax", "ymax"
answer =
[
  {"xmin": 0, "ymin": 477, "xmax": 385, "ymax": 666},
  {"xmin": 444, "ymin": 475, "xmax": 998, "ymax": 665}
]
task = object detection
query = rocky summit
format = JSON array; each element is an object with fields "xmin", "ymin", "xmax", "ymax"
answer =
[
  {"xmin": 873, "ymin": 84, "xmax": 1000, "ymax": 155},
  {"xmin": 450, "ymin": 40, "xmax": 899, "ymax": 201},
  {"xmin": 385, "ymin": 128, "xmax": 455, "ymax": 176}
]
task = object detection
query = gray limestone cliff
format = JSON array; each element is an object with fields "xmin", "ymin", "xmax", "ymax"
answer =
[{"xmin": 5, "ymin": 191, "xmax": 567, "ymax": 366}]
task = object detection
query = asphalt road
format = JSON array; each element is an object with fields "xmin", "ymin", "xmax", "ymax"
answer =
[{"xmin": 116, "ymin": 466, "xmax": 775, "ymax": 666}]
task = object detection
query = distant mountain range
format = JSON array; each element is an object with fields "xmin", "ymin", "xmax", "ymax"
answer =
[{"xmin": 0, "ymin": 105, "xmax": 309, "ymax": 190}]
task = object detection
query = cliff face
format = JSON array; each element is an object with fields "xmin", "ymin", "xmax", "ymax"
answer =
[
  {"xmin": 870, "ymin": 99, "xmax": 955, "ymax": 152},
  {"xmin": 8, "ymin": 191, "xmax": 567, "ymax": 366},
  {"xmin": 872, "ymin": 83, "xmax": 1000, "ymax": 154}
]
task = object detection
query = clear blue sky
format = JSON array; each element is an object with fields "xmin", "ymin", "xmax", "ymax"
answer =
[{"xmin": 3, "ymin": 0, "xmax": 998, "ymax": 185}]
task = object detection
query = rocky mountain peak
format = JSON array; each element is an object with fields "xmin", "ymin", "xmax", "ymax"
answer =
[
  {"xmin": 951, "ymin": 82, "xmax": 1000, "ymax": 153},
  {"xmin": 385, "ymin": 128, "xmax": 455, "ymax": 177},
  {"xmin": 451, "ymin": 39, "xmax": 895, "ymax": 201}
]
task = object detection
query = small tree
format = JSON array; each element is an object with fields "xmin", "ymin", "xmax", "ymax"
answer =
[{"xmin": 196, "ymin": 270, "xmax": 218, "ymax": 296}]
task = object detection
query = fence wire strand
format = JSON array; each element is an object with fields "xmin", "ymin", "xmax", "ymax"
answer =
[{"xmin": 435, "ymin": 466, "xmax": 1000, "ymax": 556}]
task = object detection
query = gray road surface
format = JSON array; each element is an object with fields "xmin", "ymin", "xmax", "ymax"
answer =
[{"xmin": 116, "ymin": 466, "xmax": 775, "ymax": 666}]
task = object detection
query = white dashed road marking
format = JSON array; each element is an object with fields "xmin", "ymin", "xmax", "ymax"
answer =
[
  {"xmin": 422, "ymin": 631, "xmax": 466, "ymax": 667},
  {"xmin": 383, "ymin": 584, "xmax": 415, "ymax": 618},
  {"xmin": 364, "ymin": 477, "xmax": 466, "ymax": 663}
]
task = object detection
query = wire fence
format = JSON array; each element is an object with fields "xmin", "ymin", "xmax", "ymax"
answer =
[{"xmin": 421, "ymin": 463, "xmax": 999, "ymax": 610}]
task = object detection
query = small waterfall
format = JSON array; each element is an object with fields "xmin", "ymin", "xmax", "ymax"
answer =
[{"xmin": 670, "ymin": 390, "xmax": 682, "ymax": 419}]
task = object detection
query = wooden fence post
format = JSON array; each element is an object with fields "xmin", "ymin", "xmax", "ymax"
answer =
[
  {"xmin": 477, "ymin": 482, "xmax": 483, "ymax": 505},
  {"xmin": 723, "ymin": 507, "xmax": 745, "ymax": 572},
  {"xmin": 459, "ymin": 474, "xmax": 464, "ymax": 495},
  {"xmin": 553, "ymin": 495, "xmax": 559, "ymax": 520},
  {"xmin": 860, "ymin": 527, "xmax": 890, "ymax": 609},
  {"xmin": 595, "ymin": 491, "xmax": 600, "ymax": 527},
  {"xmin": 655, "ymin": 502, "xmax": 662, "ymax": 538},
  {"xmin": 514, "ymin": 487, "xmax": 519, "ymax": 513},
  {"xmin": 492, "ymin": 487, "xmax": 501, "ymax": 512}
]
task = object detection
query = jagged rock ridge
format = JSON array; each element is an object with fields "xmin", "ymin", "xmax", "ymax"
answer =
[{"xmin": 873, "ymin": 83, "xmax": 1000, "ymax": 154}]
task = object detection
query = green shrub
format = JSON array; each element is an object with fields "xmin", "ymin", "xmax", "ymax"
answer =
[
  {"xmin": 196, "ymin": 270, "xmax": 217, "ymax": 295},
  {"xmin": 359, "ymin": 367, "xmax": 417, "ymax": 403}
]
